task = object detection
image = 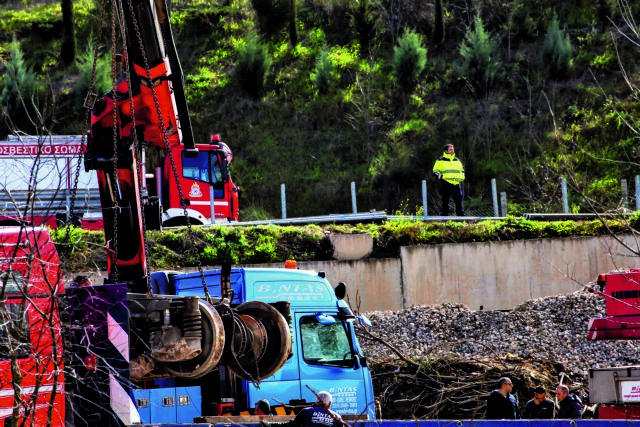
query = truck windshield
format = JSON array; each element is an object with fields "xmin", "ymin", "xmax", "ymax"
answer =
[
  {"xmin": 182, "ymin": 152, "xmax": 223, "ymax": 184},
  {"xmin": 300, "ymin": 316, "xmax": 353, "ymax": 367},
  {"xmin": 183, "ymin": 151, "xmax": 210, "ymax": 182}
]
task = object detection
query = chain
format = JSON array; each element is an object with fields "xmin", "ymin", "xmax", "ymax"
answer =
[
  {"xmin": 110, "ymin": 0, "xmax": 120, "ymax": 282},
  {"xmin": 124, "ymin": 0, "xmax": 211, "ymax": 302},
  {"xmin": 116, "ymin": 0, "xmax": 152, "ymax": 295},
  {"xmin": 65, "ymin": 0, "xmax": 110, "ymax": 244}
]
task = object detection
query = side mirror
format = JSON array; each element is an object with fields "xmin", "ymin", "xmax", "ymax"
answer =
[
  {"xmin": 315, "ymin": 312, "xmax": 336, "ymax": 325},
  {"xmin": 358, "ymin": 315, "xmax": 372, "ymax": 327},
  {"xmin": 334, "ymin": 282, "xmax": 346, "ymax": 300},
  {"xmin": 220, "ymin": 158, "xmax": 229, "ymax": 182}
]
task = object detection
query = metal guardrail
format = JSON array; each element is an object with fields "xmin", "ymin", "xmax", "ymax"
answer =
[
  {"xmin": 219, "ymin": 211, "xmax": 389, "ymax": 227},
  {"xmin": 229, "ymin": 213, "xmax": 507, "ymax": 227},
  {"xmin": 228, "ymin": 212, "xmax": 629, "ymax": 227},
  {"xmin": 523, "ymin": 213, "xmax": 622, "ymax": 221},
  {"xmin": 0, "ymin": 189, "xmax": 102, "ymax": 217}
]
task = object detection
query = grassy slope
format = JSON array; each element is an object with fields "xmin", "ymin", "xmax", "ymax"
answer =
[{"xmin": 1, "ymin": 0, "xmax": 640, "ymax": 220}]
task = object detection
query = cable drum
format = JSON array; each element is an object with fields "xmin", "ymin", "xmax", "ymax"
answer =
[{"xmin": 225, "ymin": 301, "xmax": 292, "ymax": 381}]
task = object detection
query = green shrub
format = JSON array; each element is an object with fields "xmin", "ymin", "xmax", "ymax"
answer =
[
  {"xmin": 312, "ymin": 45, "xmax": 335, "ymax": 95},
  {"xmin": 459, "ymin": 15, "xmax": 503, "ymax": 93},
  {"xmin": 75, "ymin": 36, "xmax": 111, "ymax": 100},
  {"xmin": 0, "ymin": 37, "xmax": 38, "ymax": 124},
  {"xmin": 235, "ymin": 31, "xmax": 272, "ymax": 99},
  {"xmin": 541, "ymin": 15, "xmax": 573, "ymax": 78},
  {"xmin": 391, "ymin": 30, "xmax": 427, "ymax": 94}
]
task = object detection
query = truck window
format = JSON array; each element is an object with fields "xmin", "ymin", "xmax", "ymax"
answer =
[
  {"xmin": 0, "ymin": 303, "xmax": 31, "ymax": 359},
  {"xmin": 300, "ymin": 316, "xmax": 353, "ymax": 367},
  {"xmin": 210, "ymin": 153, "xmax": 223, "ymax": 184},
  {"xmin": 0, "ymin": 271, "xmax": 31, "ymax": 359},
  {"xmin": 182, "ymin": 151, "xmax": 210, "ymax": 182}
]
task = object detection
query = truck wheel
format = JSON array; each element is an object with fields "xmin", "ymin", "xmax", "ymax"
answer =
[{"xmin": 161, "ymin": 299, "xmax": 225, "ymax": 379}]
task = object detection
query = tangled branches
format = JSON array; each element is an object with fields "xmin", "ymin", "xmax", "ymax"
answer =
[{"xmin": 369, "ymin": 355, "xmax": 585, "ymax": 420}]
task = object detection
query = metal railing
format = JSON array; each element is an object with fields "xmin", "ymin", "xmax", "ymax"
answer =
[{"xmin": 0, "ymin": 188, "xmax": 102, "ymax": 219}]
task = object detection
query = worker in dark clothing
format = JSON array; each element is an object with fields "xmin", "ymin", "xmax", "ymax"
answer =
[
  {"xmin": 432, "ymin": 144, "xmax": 465, "ymax": 216},
  {"xmin": 523, "ymin": 386, "xmax": 555, "ymax": 419},
  {"xmin": 255, "ymin": 399, "xmax": 271, "ymax": 415},
  {"xmin": 486, "ymin": 377, "xmax": 520, "ymax": 419},
  {"xmin": 262, "ymin": 391, "xmax": 344, "ymax": 427},
  {"xmin": 555, "ymin": 385, "xmax": 582, "ymax": 419}
]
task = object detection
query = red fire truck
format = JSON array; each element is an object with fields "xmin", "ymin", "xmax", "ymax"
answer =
[
  {"xmin": 0, "ymin": 227, "xmax": 65, "ymax": 426},
  {"xmin": 0, "ymin": 133, "xmax": 238, "ymax": 230}
]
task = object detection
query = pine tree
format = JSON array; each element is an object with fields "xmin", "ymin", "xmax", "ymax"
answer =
[
  {"xmin": 1, "ymin": 38, "xmax": 37, "ymax": 118},
  {"xmin": 312, "ymin": 46, "xmax": 335, "ymax": 95},
  {"xmin": 541, "ymin": 15, "xmax": 573, "ymax": 79},
  {"xmin": 459, "ymin": 15, "xmax": 503, "ymax": 93},
  {"xmin": 235, "ymin": 32, "xmax": 272, "ymax": 98},
  {"xmin": 392, "ymin": 30, "xmax": 427, "ymax": 94}
]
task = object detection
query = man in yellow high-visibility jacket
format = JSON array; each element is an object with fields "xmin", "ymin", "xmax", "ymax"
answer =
[{"xmin": 432, "ymin": 144, "xmax": 465, "ymax": 216}]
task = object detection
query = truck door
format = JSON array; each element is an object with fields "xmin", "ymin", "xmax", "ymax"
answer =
[
  {"xmin": 295, "ymin": 312, "xmax": 374, "ymax": 418},
  {"xmin": 180, "ymin": 149, "xmax": 228, "ymax": 221}
]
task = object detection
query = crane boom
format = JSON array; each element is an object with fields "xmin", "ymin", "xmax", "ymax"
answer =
[{"xmin": 85, "ymin": 0, "xmax": 198, "ymax": 286}]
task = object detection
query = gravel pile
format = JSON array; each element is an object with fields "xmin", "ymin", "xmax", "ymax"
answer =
[{"xmin": 361, "ymin": 290, "xmax": 640, "ymax": 377}]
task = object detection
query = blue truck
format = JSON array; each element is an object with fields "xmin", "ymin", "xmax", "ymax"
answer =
[{"xmin": 131, "ymin": 266, "xmax": 376, "ymax": 423}]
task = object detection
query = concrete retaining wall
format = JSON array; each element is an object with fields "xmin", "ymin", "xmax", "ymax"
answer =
[
  {"xmin": 82, "ymin": 235, "xmax": 638, "ymax": 313},
  {"xmin": 295, "ymin": 235, "xmax": 637, "ymax": 312}
]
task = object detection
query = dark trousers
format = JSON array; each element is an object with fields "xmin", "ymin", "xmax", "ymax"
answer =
[{"xmin": 441, "ymin": 180, "xmax": 464, "ymax": 216}]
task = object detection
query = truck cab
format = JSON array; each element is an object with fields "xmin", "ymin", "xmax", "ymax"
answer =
[
  {"xmin": 149, "ymin": 265, "xmax": 376, "ymax": 420},
  {"xmin": 150, "ymin": 134, "xmax": 238, "ymax": 226}
]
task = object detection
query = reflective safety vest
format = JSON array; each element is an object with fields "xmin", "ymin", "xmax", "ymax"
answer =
[{"xmin": 432, "ymin": 152, "xmax": 465, "ymax": 185}]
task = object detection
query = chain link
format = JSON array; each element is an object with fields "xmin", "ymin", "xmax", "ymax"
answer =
[
  {"xmin": 110, "ymin": 0, "xmax": 120, "ymax": 282},
  {"xmin": 124, "ymin": 0, "xmax": 211, "ymax": 302},
  {"xmin": 116, "ymin": 0, "xmax": 153, "ymax": 295},
  {"xmin": 65, "ymin": 0, "xmax": 110, "ymax": 244}
]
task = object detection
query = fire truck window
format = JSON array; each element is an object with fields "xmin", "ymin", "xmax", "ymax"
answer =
[
  {"xmin": 0, "ymin": 302, "xmax": 31, "ymax": 359},
  {"xmin": 0, "ymin": 271, "xmax": 25, "ymax": 294},
  {"xmin": 210, "ymin": 154, "xmax": 223, "ymax": 184},
  {"xmin": 300, "ymin": 316, "xmax": 352, "ymax": 367},
  {"xmin": 182, "ymin": 151, "xmax": 209, "ymax": 183}
]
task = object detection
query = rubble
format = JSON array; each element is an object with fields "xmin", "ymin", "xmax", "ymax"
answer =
[
  {"xmin": 358, "ymin": 290, "xmax": 640, "ymax": 418},
  {"xmin": 361, "ymin": 290, "xmax": 640, "ymax": 377}
]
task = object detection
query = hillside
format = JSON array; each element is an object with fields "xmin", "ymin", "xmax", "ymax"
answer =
[{"xmin": 1, "ymin": 0, "xmax": 640, "ymax": 220}]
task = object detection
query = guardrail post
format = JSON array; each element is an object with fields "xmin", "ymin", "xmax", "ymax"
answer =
[
  {"xmin": 65, "ymin": 188, "xmax": 71, "ymax": 220},
  {"xmin": 491, "ymin": 178, "xmax": 499, "ymax": 217},
  {"xmin": 351, "ymin": 182, "xmax": 357, "ymax": 214},
  {"xmin": 422, "ymin": 180, "xmax": 428, "ymax": 219},
  {"xmin": 561, "ymin": 178, "xmax": 569, "ymax": 213},
  {"xmin": 281, "ymin": 183, "xmax": 287, "ymax": 219},
  {"xmin": 621, "ymin": 178, "xmax": 628, "ymax": 210},
  {"xmin": 500, "ymin": 192, "xmax": 508, "ymax": 216},
  {"xmin": 636, "ymin": 175, "xmax": 640, "ymax": 211}
]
